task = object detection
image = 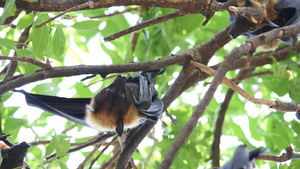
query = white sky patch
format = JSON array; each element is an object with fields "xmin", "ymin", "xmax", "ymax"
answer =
[
  {"xmin": 199, "ymin": 116, "xmax": 208, "ymax": 125},
  {"xmin": 260, "ymin": 163, "xmax": 270, "ymax": 169},
  {"xmin": 66, "ymin": 152, "xmax": 86, "ymax": 168},
  {"xmin": 245, "ymin": 102, "xmax": 259, "ymax": 118},
  {"xmin": 182, "ymin": 92, "xmax": 199, "ymax": 106},
  {"xmin": 214, "ymin": 85, "xmax": 225, "ymax": 103},
  {"xmin": 261, "ymin": 105, "xmax": 271, "ymax": 116},
  {"xmin": 107, "ymin": 6, "xmax": 125, "ymax": 14},
  {"xmin": 284, "ymin": 112, "xmax": 295, "ymax": 122},
  {"xmin": 251, "ymin": 84, "xmax": 259, "ymax": 91},
  {"xmin": 47, "ymin": 116, "xmax": 68, "ymax": 133},
  {"xmin": 170, "ymin": 98, "xmax": 179, "ymax": 108},
  {"xmin": 60, "ymin": 19, "xmax": 74, "ymax": 26},
  {"xmin": 168, "ymin": 78, "xmax": 175, "ymax": 86},
  {"xmin": 99, "ymin": 21, "xmax": 106, "ymax": 30},
  {"xmin": 220, "ymin": 135, "xmax": 242, "ymax": 149},
  {"xmin": 171, "ymin": 46, "xmax": 181, "ymax": 55},
  {"xmin": 186, "ymin": 39, "xmax": 195, "ymax": 46},
  {"xmin": 233, "ymin": 116, "xmax": 251, "ymax": 138},
  {"xmin": 254, "ymin": 91, "xmax": 262, "ymax": 98},
  {"xmin": 123, "ymin": 13, "xmax": 139, "ymax": 25},
  {"xmin": 102, "ymin": 41, "xmax": 116, "ymax": 50},
  {"xmin": 138, "ymin": 136, "xmax": 154, "ymax": 149},
  {"xmin": 172, "ymin": 71, "xmax": 179, "ymax": 78},
  {"xmin": 17, "ymin": 128, "xmax": 36, "ymax": 142},
  {"xmin": 154, "ymin": 120, "xmax": 163, "ymax": 142},
  {"xmin": 279, "ymin": 93, "xmax": 292, "ymax": 102},
  {"xmin": 248, "ymin": 138, "xmax": 266, "ymax": 147},
  {"xmin": 207, "ymin": 55, "xmax": 219, "ymax": 66}
]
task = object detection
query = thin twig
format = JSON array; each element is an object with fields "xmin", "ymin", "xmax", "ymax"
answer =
[
  {"xmin": 91, "ymin": 7, "xmax": 139, "ymax": 19},
  {"xmin": 35, "ymin": 1, "xmax": 94, "ymax": 29},
  {"xmin": 191, "ymin": 61, "xmax": 300, "ymax": 112},
  {"xmin": 77, "ymin": 142, "xmax": 102, "ymax": 169},
  {"xmin": 100, "ymin": 148, "xmax": 121, "ymax": 169},
  {"xmin": 46, "ymin": 132, "xmax": 115, "ymax": 160},
  {"xmin": 104, "ymin": 10, "xmax": 187, "ymax": 41},
  {"xmin": 88, "ymin": 136, "xmax": 118, "ymax": 169},
  {"xmin": 0, "ymin": 56, "xmax": 51, "ymax": 69}
]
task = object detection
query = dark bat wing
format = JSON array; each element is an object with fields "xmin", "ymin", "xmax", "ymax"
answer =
[
  {"xmin": 129, "ymin": 69, "xmax": 178, "ymax": 124},
  {"xmin": 13, "ymin": 90, "xmax": 90, "ymax": 127},
  {"xmin": 275, "ymin": 0, "xmax": 300, "ymax": 26},
  {"xmin": 130, "ymin": 74, "xmax": 162, "ymax": 121}
]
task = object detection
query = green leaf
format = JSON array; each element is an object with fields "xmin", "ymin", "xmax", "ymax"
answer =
[
  {"xmin": 32, "ymin": 26, "xmax": 50, "ymax": 55},
  {"xmin": 56, "ymin": 139, "xmax": 70, "ymax": 156},
  {"xmin": 0, "ymin": 0, "xmax": 16, "ymax": 25},
  {"xmin": 72, "ymin": 20, "xmax": 101, "ymax": 30},
  {"xmin": 0, "ymin": 38, "xmax": 17, "ymax": 49},
  {"xmin": 45, "ymin": 136, "xmax": 58, "ymax": 157},
  {"xmin": 59, "ymin": 160, "xmax": 68, "ymax": 169},
  {"xmin": 229, "ymin": 120, "xmax": 248, "ymax": 143},
  {"xmin": 267, "ymin": 117, "xmax": 291, "ymax": 149},
  {"xmin": 17, "ymin": 12, "xmax": 34, "ymax": 30},
  {"xmin": 53, "ymin": 26, "xmax": 66, "ymax": 57}
]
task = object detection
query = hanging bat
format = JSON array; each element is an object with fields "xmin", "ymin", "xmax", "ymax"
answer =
[
  {"xmin": 228, "ymin": 0, "xmax": 300, "ymax": 51},
  {"xmin": 0, "ymin": 134, "xmax": 30, "ymax": 169},
  {"xmin": 221, "ymin": 145, "xmax": 269, "ymax": 169},
  {"xmin": 14, "ymin": 69, "xmax": 177, "ymax": 136}
]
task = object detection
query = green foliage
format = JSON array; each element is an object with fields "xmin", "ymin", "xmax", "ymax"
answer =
[{"xmin": 1, "ymin": 3, "xmax": 300, "ymax": 169}]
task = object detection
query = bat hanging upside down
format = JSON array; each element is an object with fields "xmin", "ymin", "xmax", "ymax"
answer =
[
  {"xmin": 228, "ymin": 0, "xmax": 300, "ymax": 51},
  {"xmin": 14, "ymin": 69, "xmax": 177, "ymax": 136}
]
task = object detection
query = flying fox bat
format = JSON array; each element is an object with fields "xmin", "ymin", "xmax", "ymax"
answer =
[
  {"xmin": 228, "ymin": 0, "xmax": 300, "ymax": 51},
  {"xmin": 221, "ymin": 145, "xmax": 269, "ymax": 169},
  {"xmin": 14, "ymin": 69, "xmax": 177, "ymax": 136}
]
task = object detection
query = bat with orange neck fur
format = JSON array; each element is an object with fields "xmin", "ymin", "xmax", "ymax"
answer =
[
  {"xmin": 14, "ymin": 69, "xmax": 177, "ymax": 136},
  {"xmin": 228, "ymin": 0, "xmax": 300, "ymax": 51}
]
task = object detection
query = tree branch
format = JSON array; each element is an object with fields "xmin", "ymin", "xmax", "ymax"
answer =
[
  {"xmin": 0, "ymin": 55, "xmax": 188, "ymax": 96},
  {"xmin": 104, "ymin": 10, "xmax": 188, "ymax": 41},
  {"xmin": 35, "ymin": 1, "xmax": 95, "ymax": 29},
  {"xmin": 257, "ymin": 146, "xmax": 300, "ymax": 162},
  {"xmin": 191, "ymin": 61, "xmax": 300, "ymax": 112},
  {"xmin": 46, "ymin": 132, "xmax": 115, "ymax": 160},
  {"xmin": 0, "ymin": 56, "xmax": 51, "ymax": 69},
  {"xmin": 2, "ymin": 0, "xmax": 213, "ymax": 15},
  {"xmin": 4, "ymin": 24, "xmax": 31, "ymax": 80},
  {"xmin": 211, "ymin": 68, "xmax": 255, "ymax": 167}
]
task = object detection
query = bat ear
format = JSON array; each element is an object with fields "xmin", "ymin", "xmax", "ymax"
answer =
[{"xmin": 115, "ymin": 119, "xmax": 124, "ymax": 136}]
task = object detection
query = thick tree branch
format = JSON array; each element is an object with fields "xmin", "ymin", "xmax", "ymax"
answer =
[
  {"xmin": 0, "ymin": 55, "xmax": 188, "ymax": 96},
  {"xmin": 1, "ymin": 0, "xmax": 213, "ymax": 15}
]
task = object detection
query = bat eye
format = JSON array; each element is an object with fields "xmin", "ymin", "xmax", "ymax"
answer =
[{"xmin": 105, "ymin": 88, "xmax": 111, "ymax": 93}]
